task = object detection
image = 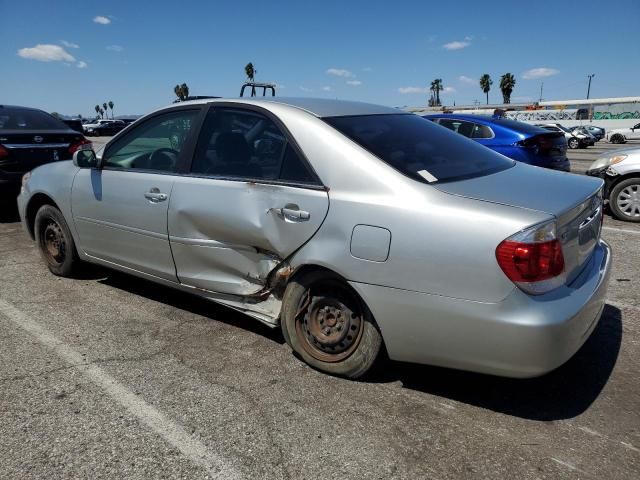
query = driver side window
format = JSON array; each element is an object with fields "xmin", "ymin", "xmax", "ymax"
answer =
[{"xmin": 103, "ymin": 110, "xmax": 198, "ymax": 172}]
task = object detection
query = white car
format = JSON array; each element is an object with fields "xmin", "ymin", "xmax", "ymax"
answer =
[
  {"xmin": 537, "ymin": 123, "xmax": 591, "ymax": 149},
  {"xmin": 587, "ymin": 147, "xmax": 640, "ymax": 221},
  {"xmin": 606, "ymin": 122, "xmax": 640, "ymax": 144}
]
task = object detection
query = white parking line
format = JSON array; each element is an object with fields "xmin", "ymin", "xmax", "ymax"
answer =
[
  {"xmin": 0, "ymin": 299, "xmax": 242, "ymax": 480},
  {"xmin": 602, "ymin": 226, "xmax": 640, "ymax": 235}
]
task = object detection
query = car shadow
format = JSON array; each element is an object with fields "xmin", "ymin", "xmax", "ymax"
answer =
[
  {"xmin": 0, "ymin": 200, "xmax": 20, "ymax": 223},
  {"xmin": 97, "ymin": 271, "xmax": 285, "ymax": 344},
  {"xmin": 369, "ymin": 304, "xmax": 622, "ymax": 421}
]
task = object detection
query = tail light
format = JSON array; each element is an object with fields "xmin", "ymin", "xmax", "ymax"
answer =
[
  {"xmin": 0, "ymin": 145, "xmax": 8, "ymax": 159},
  {"xmin": 69, "ymin": 138, "xmax": 92, "ymax": 154},
  {"xmin": 496, "ymin": 220, "xmax": 566, "ymax": 295}
]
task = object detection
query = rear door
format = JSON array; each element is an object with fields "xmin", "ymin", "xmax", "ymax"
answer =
[
  {"xmin": 168, "ymin": 105, "xmax": 329, "ymax": 295},
  {"xmin": 72, "ymin": 107, "xmax": 202, "ymax": 281}
]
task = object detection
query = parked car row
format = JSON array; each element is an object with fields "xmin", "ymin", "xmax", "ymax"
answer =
[
  {"xmin": 606, "ymin": 122, "xmax": 640, "ymax": 144},
  {"xmin": 82, "ymin": 119, "xmax": 128, "ymax": 136},
  {"xmin": 16, "ymin": 97, "xmax": 612, "ymax": 382}
]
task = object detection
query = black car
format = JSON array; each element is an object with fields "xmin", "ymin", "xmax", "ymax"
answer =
[
  {"xmin": 84, "ymin": 120, "xmax": 127, "ymax": 136},
  {"xmin": 0, "ymin": 105, "xmax": 91, "ymax": 204}
]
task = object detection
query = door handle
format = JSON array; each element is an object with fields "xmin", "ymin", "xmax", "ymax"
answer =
[
  {"xmin": 269, "ymin": 206, "xmax": 310, "ymax": 221},
  {"xmin": 144, "ymin": 188, "xmax": 167, "ymax": 203}
]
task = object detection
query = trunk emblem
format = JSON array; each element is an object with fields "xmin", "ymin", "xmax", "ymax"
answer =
[{"xmin": 34, "ymin": 136, "xmax": 43, "ymax": 143}]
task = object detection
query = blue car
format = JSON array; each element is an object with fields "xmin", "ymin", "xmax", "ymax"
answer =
[{"xmin": 424, "ymin": 114, "xmax": 570, "ymax": 172}]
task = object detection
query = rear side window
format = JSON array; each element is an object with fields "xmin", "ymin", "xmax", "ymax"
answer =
[
  {"xmin": 472, "ymin": 124, "xmax": 494, "ymax": 139},
  {"xmin": 192, "ymin": 108, "xmax": 319, "ymax": 185},
  {"xmin": 324, "ymin": 114, "xmax": 513, "ymax": 183},
  {"xmin": 0, "ymin": 108, "xmax": 68, "ymax": 130}
]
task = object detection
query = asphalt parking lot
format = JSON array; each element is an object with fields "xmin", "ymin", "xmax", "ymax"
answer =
[{"xmin": 1, "ymin": 140, "xmax": 639, "ymax": 479}]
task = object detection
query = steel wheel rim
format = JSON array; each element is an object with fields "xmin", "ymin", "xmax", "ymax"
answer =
[
  {"xmin": 616, "ymin": 184, "xmax": 640, "ymax": 218},
  {"xmin": 43, "ymin": 220, "xmax": 66, "ymax": 264},
  {"xmin": 296, "ymin": 287, "xmax": 364, "ymax": 363}
]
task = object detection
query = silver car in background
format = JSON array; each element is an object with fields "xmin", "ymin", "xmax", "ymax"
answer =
[{"xmin": 18, "ymin": 98, "xmax": 611, "ymax": 379}]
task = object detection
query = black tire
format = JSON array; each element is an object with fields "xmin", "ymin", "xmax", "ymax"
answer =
[
  {"xmin": 281, "ymin": 270, "xmax": 382, "ymax": 379},
  {"xmin": 568, "ymin": 137, "xmax": 580, "ymax": 149},
  {"xmin": 610, "ymin": 134, "xmax": 625, "ymax": 144},
  {"xmin": 609, "ymin": 177, "xmax": 640, "ymax": 222},
  {"xmin": 34, "ymin": 205, "xmax": 81, "ymax": 276}
]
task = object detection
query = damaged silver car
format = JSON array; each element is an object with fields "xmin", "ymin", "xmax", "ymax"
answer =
[{"xmin": 18, "ymin": 98, "xmax": 611, "ymax": 379}]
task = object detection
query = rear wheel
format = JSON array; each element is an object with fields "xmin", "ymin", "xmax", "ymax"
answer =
[
  {"xmin": 281, "ymin": 270, "xmax": 382, "ymax": 379},
  {"xmin": 610, "ymin": 178, "xmax": 640, "ymax": 222},
  {"xmin": 568, "ymin": 137, "xmax": 580, "ymax": 149},
  {"xmin": 34, "ymin": 205, "xmax": 81, "ymax": 276},
  {"xmin": 610, "ymin": 134, "xmax": 625, "ymax": 144}
]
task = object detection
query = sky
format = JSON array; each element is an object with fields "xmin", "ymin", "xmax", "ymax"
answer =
[{"xmin": 1, "ymin": 0, "xmax": 639, "ymax": 117}]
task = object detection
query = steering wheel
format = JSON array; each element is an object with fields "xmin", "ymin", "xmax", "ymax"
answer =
[{"xmin": 148, "ymin": 148, "xmax": 179, "ymax": 170}]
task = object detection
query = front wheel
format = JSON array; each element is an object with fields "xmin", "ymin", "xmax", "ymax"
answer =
[
  {"xmin": 34, "ymin": 205, "xmax": 82, "ymax": 276},
  {"xmin": 568, "ymin": 138, "xmax": 580, "ymax": 149},
  {"xmin": 610, "ymin": 134, "xmax": 625, "ymax": 144},
  {"xmin": 281, "ymin": 270, "xmax": 382, "ymax": 379},
  {"xmin": 609, "ymin": 178, "xmax": 640, "ymax": 222}
]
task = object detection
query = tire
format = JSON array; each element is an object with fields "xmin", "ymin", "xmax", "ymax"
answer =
[
  {"xmin": 34, "ymin": 205, "xmax": 81, "ymax": 276},
  {"xmin": 568, "ymin": 137, "xmax": 580, "ymax": 149},
  {"xmin": 609, "ymin": 177, "xmax": 640, "ymax": 222},
  {"xmin": 281, "ymin": 270, "xmax": 382, "ymax": 379},
  {"xmin": 610, "ymin": 134, "xmax": 625, "ymax": 144}
]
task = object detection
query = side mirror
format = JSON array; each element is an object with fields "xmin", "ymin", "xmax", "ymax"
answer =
[{"xmin": 73, "ymin": 148, "xmax": 98, "ymax": 168}]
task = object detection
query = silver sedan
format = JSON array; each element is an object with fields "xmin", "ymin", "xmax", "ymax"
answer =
[{"xmin": 18, "ymin": 98, "xmax": 611, "ymax": 379}]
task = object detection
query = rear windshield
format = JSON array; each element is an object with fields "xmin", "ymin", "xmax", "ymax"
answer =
[
  {"xmin": 0, "ymin": 108, "xmax": 69, "ymax": 130},
  {"xmin": 324, "ymin": 114, "xmax": 514, "ymax": 183}
]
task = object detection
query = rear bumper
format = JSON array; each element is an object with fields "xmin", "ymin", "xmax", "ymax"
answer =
[{"xmin": 351, "ymin": 240, "xmax": 612, "ymax": 378}]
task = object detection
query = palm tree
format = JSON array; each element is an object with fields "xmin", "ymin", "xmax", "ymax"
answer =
[
  {"xmin": 174, "ymin": 84, "xmax": 182, "ymax": 101},
  {"xmin": 180, "ymin": 83, "xmax": 189, "ymax": 100},
  {"xmin": 244, "ymin": 62, "xmax": 256, "ymax": 81},
  {"xmin": 99, "ymin": 107, "xmax": 105, "ymax": 119},
  {"xmin": 479, "ymin": 74, "xmax": 493, "ymax": 104},
  {"xmin": 500, "ymin": 73, "xmax": 516, "ymax": 104},
  {"xmin": 108, "ymin": 101, "xmax": 114, "ymax": 119},
  {"xmin": 95, "ymin": 105, "xmax": 100, "ymax": 118},
  {"xmin": 430, "ymin": 78, "xmax": 444, "ymax": 106}
]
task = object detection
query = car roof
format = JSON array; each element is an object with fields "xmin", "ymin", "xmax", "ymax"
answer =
[
  {"xmin": 425, "ymin": 113, "xmax": 549, "ymax": 135},
  {"xmin": 172, "ymin": 97, "xmax": 403, "ymax": 117}
]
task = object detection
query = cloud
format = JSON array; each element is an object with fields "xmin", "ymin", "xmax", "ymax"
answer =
[
  {"xmin": 522, "ymin": 67, "xmax": 559, "ymax": 80},
  {"xmin": 442, "ymin": 86, "xmax": 455, "ymax": 94},
  {"xmin": 346, "ymin": 80, "xmax": 362, "ymax": 86},
  {"xmin": 458, "ymin": 75, "xmax": 475, "ymax": 85},
  {"xmin": 327, "ymin": 68, "xmax": 355, "ymax": 78},
  {"xmin": 60, "ymin": 40, "xmax": 79, "ymax": 49},
  {"xmin": 76, "ymin": 61, "xmax": 88, "ymax": 69},
  {"xmin": 299, "ymin": 86, "xmax": 313, "ymax": 92},
  {"xmin": 464, "ymin": 35, "xmax": 473, "ymax": 41},
  {"xmin": 106, "ymin": 45, "xmax": 123, "ymax": 52},
  {"xmin": 17, "ymin": 44, "xmax": 76, "ymax": 62},
  {"xmin": 398, "ymin": 87, "xmax": 427, "ymax": 94},
  {"xmin": 322, "ymin": 86, "xmax": 332, "ymax": 91},
  {"xmin": 443, "ymin": 40, "xmax": 470, "ymax": 50},
  {"xmin": 93, "ymin": 16, "xmax": 111, "ymax": 24},
  {"xmin": 362, "ymin": 67, "xmax": 373, "ymax": 72}
]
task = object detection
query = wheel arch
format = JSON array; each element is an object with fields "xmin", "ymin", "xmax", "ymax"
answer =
[
  {"xmin": 607, "ymin": 172, "xmax": 640, "ymax": 197},
  {"xmin": 25, "ymin": 193, "xmax": 60, "ymax": 240}
]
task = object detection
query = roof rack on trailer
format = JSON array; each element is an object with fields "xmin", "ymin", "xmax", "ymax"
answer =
[{"xmin": 240, "ymin": 82, "xmax": 276, "ymax": 97}]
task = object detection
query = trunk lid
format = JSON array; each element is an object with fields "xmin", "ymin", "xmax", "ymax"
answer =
[
  {"xmin": 524, "ymin": 132, "xmax": 567, "ymax": 162},
  {"xmin": 0, "ymin": 129, "xmax": 84, "ymax": 173},
  {"xmin": 435, "ymin": 163, "xmax": 604, "ymax": 285}
]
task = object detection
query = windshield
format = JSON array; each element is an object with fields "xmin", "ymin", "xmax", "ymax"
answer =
[
  {"xmin": 324, "ymin": 114, "xmax": 514, "ymax": 183},
  {"xmin": 0, "ymin": 107, "xmax": 69, "ymax": 130},
  {"xmin": 557, "ymin": 125, "xmax": 571, "ymax": 133}
]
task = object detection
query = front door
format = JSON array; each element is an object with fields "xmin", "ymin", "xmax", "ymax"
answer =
[
  {"xmin": 71, "ymin": 108, "xmax": 201, "ymax": 281},
  {"xmin": 168, "ymin": 106, "xmax": 329, "ymax": 295}
]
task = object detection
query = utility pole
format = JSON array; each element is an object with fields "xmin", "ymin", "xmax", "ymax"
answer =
[
  {"xmin": 539, "ymin": 82, "xmax": 544, "ymax": 102},
  {"xmin": 586, "ymin": 74, "xmax": 595, "ymax": 99}
]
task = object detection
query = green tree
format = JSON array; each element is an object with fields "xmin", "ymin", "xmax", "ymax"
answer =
[
  {"xmin": 244, "ymin": 62, "xmax": 256, "ymax": 81},
  {"xmin": 500, "ymin": 73, "xmax": 516, "ymax": 104},
  {"xmin": 50, "ymin": 112, "xmax": 61, "ymax": 118},
  {"xmin": 430, "ymin": 78, "xmax": 444, "ymax": 106},
  {"xmin": 479, "ymin": 74, "xmax": 493, "ymax": 104},
  {"xmin": 108, "ymin": 101, "xmax": 114, "ymax": 119},
  {"xmin": 102, "ymin": 103, "xmax": 108, "ymax": 116},
  {"xmin": 173, "ymin": 83, "xmax": 190, "ymax": 101},
  {"xmin": 95, "ymin": 105, "xmax": 100, "ymax": 118}
]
